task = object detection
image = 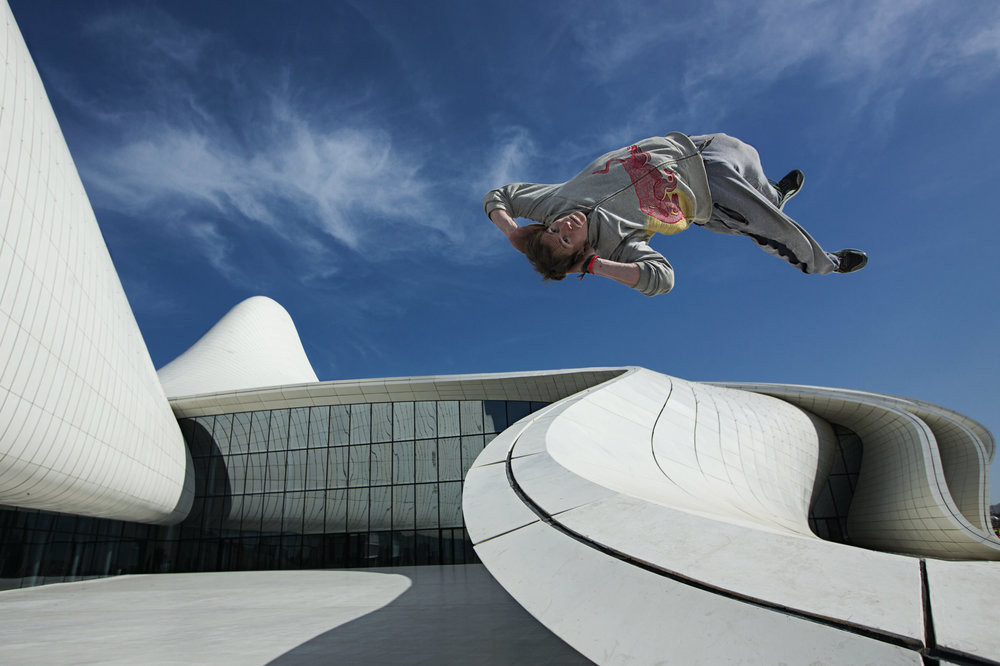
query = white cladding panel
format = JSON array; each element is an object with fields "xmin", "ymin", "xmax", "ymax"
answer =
[{"xmin": 0, "ymin": 2, "xmax": 191, "ymax": 523}]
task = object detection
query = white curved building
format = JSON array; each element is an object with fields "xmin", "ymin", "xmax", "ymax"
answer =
[
  {"xmin": 157, "ymin": 295, "xmax": 319, "ymax": 399},
  {"xmin": 462, "ymin": 367, "xmax": 1000, "ymax": 664},
  {"xmin": 0, "ymin": 1, "xmax": 191, "ymax": 524}
]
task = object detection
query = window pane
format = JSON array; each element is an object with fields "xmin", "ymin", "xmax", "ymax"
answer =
[
  {"xmin": 439, "ymin": 482, "xmax": 463, "ymax": 527},
  {"xmin": 285, "ymin": 449, "xmax": 308, "ymax": 491},
  {"xmin": 229, "ymin": 412, "xmax": 252, "ymax": 454},
  {"xmin": 437, "ymin": 437, "xmax": 462, "ymax": 482},
  {"xmin": 248, "ymin": 411, "xmax": 270, "ymax": 453},
  {"xmin": 268, "ymin": 410, "xmax": 290, "ymax": 452},
  {"xmin": 267, "ymin": 450, "xmax": 287, "ymax": 492},
  {"xmin": 461, "ymin": 436, "xmax": 485, "ymax": 477},
  {"xmin": 371, "ymin": 403, "xmax": 393, "ymax": 443},
  {"xmin": 308, "ymin": 406, "xmax": 330, "ymax": 448},
  {"xmin": 211, "ymin": 413, "xmax": 234, "ymax": 455},
  {"xmin": 437, "ymin": 401, "xmax": 460, "ymax": 437},
  {"xmin": 324, "ymin": 489, "xmax": 347, "ymax": 532},
  {"xmin": 392, "ymin": 485, "xmax": 415, "ymax": 531},
  {"xmin": 393, "ymin": 402, "xmax": 414, "ymax": 441},
  {"xmin": 260, "ymin": 494, "xmax": 284, "ymax": 531},
  {"xmin": 330, "ymin": 406, "xmax": 350, "ymax": 445},
  {"xmin": 304, "ymin": 447, "xmax": 327, "ymax": 490},
  {"xmin": 288, "ymin": 408, "xmax": 310, "ymax": 450},
  {"xmin": 347, "ymin": 488, "xmax": 369, "ymax": 531},
  {"xmin": 350, "ymin": 404, "xmax": 372, "ymax": 444},
  {"xmin": 460, "ymin": 401, "xmax": 484, "ymax": 435},
  {"xmin": 240, "ymin": 494, "xmax": 265, "ymax": 532},
  {"xmin": 370, "ymin": 443, "xmax": 392, "ymax": 486},
  {"xmin": 415, "ymin": 484, "xmax": 439, "ymax": 529},
  {"xmin": 415, "ymin": 401, "xmax": 436, "ymax": 439},
  {"xmin": 282, "ymin": 492, "xmax": 305, "ymax": 533},
  {"xmin": 224, "ymin": 495, "xmax": 247, "ymax": 530},
  {"xmin": 244, "ymin": 453, "xmax": 269, "ymax": 493},
  {"xmin": 414, "ymin": 439, "xmax": 437, "ymax": 483},
  {"xmin": 483, "ymin": 401, "xmax": 507, "ymax": 434},
  {"xmin": 507, "ymin": 401, "xmax": 531, "ymax": 424},
  {"xmin": 222, "ymin": 453, "xmax": 248, "ymax": 496},
  {"xmin": 302, "ymin": 491, "xmax": 326, "ymax": 532},
  {"xmin": 327, "ymin": 447, "xmax": 349, "ymax": 489},
  {"xmin": 370, "ymin": 486, "xmax": 392, "ymax": 531},
  {"xmin": 393, "ymin": 440, "xmax": 415, "ymax": 484},
  {"xmin": 348, "ymin": 445, "xmax": 370, "ymax": 487}
]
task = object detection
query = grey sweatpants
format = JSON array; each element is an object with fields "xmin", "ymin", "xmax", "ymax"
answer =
[{"xmin": 690, "ymin": 134, "xmax": 836, "ymax": 274}]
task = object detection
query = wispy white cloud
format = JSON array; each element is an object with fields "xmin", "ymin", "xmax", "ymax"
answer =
[
  {"xmin": 64, "ymin": 7, "xmax": 474, "ymax": 286},
  {"xmin": 564, "ymin": 0, "xmax": 1000, "ymax": 126}
]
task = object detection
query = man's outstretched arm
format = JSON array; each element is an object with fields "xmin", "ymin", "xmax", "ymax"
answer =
[
  {"xmin": 488, "ymin": 208, "xmax": 533, "ymax": 253},
  {"xmin": 574, "ymin": 255, "xmax": 641, "ymax": 289},
  {"xmin": 590, "ymin": 244, "xmax": 675, "ymax": 297},
  {"xmin": 591, "ymin": 257, "xmax": 641, "ymax": 289}
]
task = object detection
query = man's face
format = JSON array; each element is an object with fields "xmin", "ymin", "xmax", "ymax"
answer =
[{"xmin": 542, "ymin": 211, "xmax": 589, "ymax": 257}]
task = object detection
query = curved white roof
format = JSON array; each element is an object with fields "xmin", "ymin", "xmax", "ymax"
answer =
[{"xmin": 158, "ymin": 296, "xmax": 319, "ymax": 398}]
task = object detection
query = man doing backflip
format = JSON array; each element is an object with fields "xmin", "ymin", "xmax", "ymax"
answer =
[{"xmin": 484, "ymin": 132, "xmax": 867, "ymax": 296}]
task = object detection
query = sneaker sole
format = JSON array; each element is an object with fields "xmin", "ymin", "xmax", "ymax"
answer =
[{"xmin": 777, "ymin": 171, "xmax": 804, "ymax": 211}]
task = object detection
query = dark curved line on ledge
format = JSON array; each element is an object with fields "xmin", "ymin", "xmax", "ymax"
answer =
[{"xmin": 503, "ymin": 446, "xmax": 961, "ymax": 661}]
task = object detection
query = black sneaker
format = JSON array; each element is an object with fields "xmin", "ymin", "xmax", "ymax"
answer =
[
  {"xmin": 831, "ymin": 249, "xmax": 868, "ymax": 274},
  {"xmin": 774, "ymin": 169, "xmax": 804, "ymax": 210}
]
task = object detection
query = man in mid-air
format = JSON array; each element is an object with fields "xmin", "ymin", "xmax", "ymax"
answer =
[{"xmin": 484, "ymin": 132, "xmax": 867, "ymax": 297}]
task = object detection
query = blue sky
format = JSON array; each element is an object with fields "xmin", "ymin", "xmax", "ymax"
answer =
[{"xmin": 10, "ymin": 1, "xmax": 1000, "ymax": 499}]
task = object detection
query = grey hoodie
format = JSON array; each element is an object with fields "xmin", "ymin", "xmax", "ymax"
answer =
[{"xmin": 483, "ymin": 132, "xmax": 712, "ymax": 296}]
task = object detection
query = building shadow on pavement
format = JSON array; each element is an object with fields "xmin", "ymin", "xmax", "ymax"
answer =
[{"xmin": 268, "ymin": 564, "xmax": 592, "ymax": 665}]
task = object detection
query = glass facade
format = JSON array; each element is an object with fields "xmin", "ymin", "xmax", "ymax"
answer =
[
  {"xmin": 0, "ymin": 399, "xmax": 864, "ymax": 589},
  {"xmin": 808, "ymin": 425, "xmax": 863, "ymax": 543},
  {"xmin": 0, "ymin": 399, "xmax": 548, "ymax": 589}
]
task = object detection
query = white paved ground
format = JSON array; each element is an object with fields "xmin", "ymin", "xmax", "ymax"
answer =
[{"xmin": 0, "ymin": 565, "xmax": 589, "ymax": 665}]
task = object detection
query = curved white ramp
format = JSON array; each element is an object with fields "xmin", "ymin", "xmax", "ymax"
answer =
[
  {"xmin": 158, "ymin": 296, "xmax": 319, "ymax": 398},
  {"xmin": 463, "ymin": 368, "xmax": 999, "ymax": 664}
]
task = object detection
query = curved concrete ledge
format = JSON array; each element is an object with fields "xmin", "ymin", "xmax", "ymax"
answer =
[{"xmin": 464, "ymin": 368, "xmax": 999, "ymax": 664}]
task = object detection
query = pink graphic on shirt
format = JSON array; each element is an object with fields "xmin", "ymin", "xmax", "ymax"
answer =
[{"xmin": 593, "ymin": 144, "xmax": 686, "ymax": 226}]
